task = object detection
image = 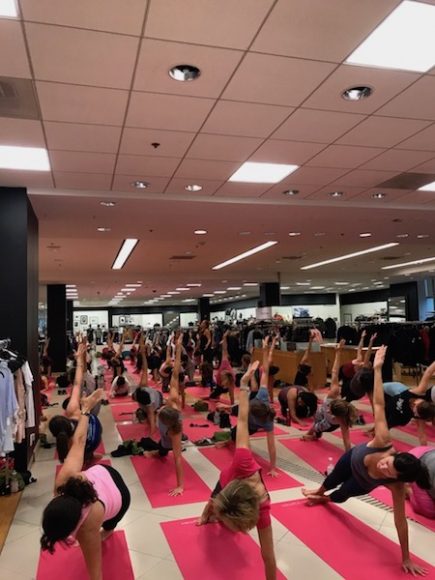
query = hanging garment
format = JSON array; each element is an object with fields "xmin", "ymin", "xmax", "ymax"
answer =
[
  {"xmin": 0, "ymin": 362, "xmax": 18, "ymax": 454},
  {"xmin": 22, "ymin": 361, "xmax": 36, "ymax": 428}
]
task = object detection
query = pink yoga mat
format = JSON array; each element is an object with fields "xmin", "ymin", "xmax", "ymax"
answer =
[
  {"xmin": 371, "ymin": 486, "xmax": 435, "ymax": 533},
  {"xmin": 117, "ymin": 422, "xmax": 151, "ymax": 441},
  {"xmin": 130, "ymin": 454, "xmax": 211, "ymax": 507},
  {"xmin": 110, "ymin": 402, "xmax": 137, "ymax": 422},
  {"xmin": 279, "ymin": 438, "xmax": 343, "ymax": 474},
  {"xmin": 272, "ymin": 500, "xmax": 434, "ymax": 579},
  {"xmin": 199, "ymin": 446, "xmax": 302, "ymax": 491},
  {"xmin": 36, "ymin": 530, "xmax": 134, "ymax": 580},
  {"xmin": 395, "ymin": 420, "xmax": 435, "ymax": 439},
  {"xmin": 184, "ymin": 386, "xmax": 211, "ymax": 399},
  {"xmin": 161, "ymin": 517, "xmax": 286, "ymax": 580}
]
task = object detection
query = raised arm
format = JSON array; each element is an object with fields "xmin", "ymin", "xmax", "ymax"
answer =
[
  {"xmin": 330, "ymin": 340, "xmax": 345, "ymax": 399},
  {"xmin": 355, "ymin": 330, "xmax": 366, "ymax": 364},
  {"xmin": 66, "ymin": 342, "xmax": 87, "ymax": 418},
  {"xmin": 299, "ymin": 333, "xmax": 313, "ymax": 366},
  {"xmin": 168, "ymin": 333, "xmax": 183, "ymax": 408},
  {"xmin": 221, "ymin": 330, "xmax": 229, "ymax": 361},
  {"xmin": 370, "ymin": 345, "xmax": 391, "ymax": 448},
  {"xmin": 236, "ymin": 361, "xmax": 260, "ymax": 449},
  {"xmin": 411, "ymin": 360, "xmax": 435, "ymax": 395},
  {"xmin": 43, "ymin": 337, "xmax": 50, "ymax": 357},
  {"xmin": 260, "ymin": 336, "xmax": 271, "ymax": 389},
  {"xmin": 139, "ymin": 335, "xmax": 149, "ymax": 387},
  {"xmin": 363, "ymin": 332, "xmax": 377, "ymax": 368}
]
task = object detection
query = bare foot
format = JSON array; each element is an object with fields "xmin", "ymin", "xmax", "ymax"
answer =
[
  {"xmin": 100, "ymin": 529, "xmax": 114, "ymax": 541},
  {"xmin": 302, "ymin": 487, "xmax": 321, "ymax": 497}
]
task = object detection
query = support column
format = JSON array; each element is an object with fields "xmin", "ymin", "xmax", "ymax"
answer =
[
  {"xmin": 0, "ymin": 187, "xmax": 39, "ymax": 470},
  {"xmin": 47, "ymin": 284, "xmax": 67, "ymax": 372},
  {"xmin": 66, "ymin": 299, "xmax": 74, "ymax": 333},
  {"xmin": 258, "ymin": 282, "xmax": 281, "ymax": 307},
  {"xmin": 198, "ymin": 297, "xmax": 210, "ymax": 322}
]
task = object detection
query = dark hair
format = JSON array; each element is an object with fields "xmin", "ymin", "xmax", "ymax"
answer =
[
  {"xmin": 200, "ymin": 362, "xmax": 214, "ymax": 382},
  {"xmin": 115, "ymin": 376, "xmax": 126, "ymax": 387},
  {"xmin": 241, "ymin": 354, "xmax": 251, "ymax": 367},
  {"xmin": 159, "ymin": 407, "xmax": 182, "ymax": 434},
  {"xmin": 269, "ymin": 365, "xmax": 280, "ymax": 377},
  {"xmin": 49, "ymin": 416, "xmax": 74, "ymax": 463},
  {"xmin": 250, "ymin": 400, "xmax": 276, "ymax": 423},
  {"xmin": 296, "ymin": 391, "xmax": 318, "ymax": 418},
  {"xmin": 298, "ymin": 363, "xmax": 311, "ymax": 376},
  {"xmin": 414, "ymin": 401, "xmax": 435, "ymax": 421},
  {"xmin": 393, "ymin": 453, "xmax": 431, "ymax": 488},
  {"xmin": 134, "ymin": 387, "xmax": 151, "ymax": 406},
  {"xmin": 329, "ymin": 399, "xmax": 358, "ymax": 427},
  {"xmin": 181, "ymin": 354, "xmax": 188, "ymax": 365},
  {"xmin": 61, "ymin": 397, "xmax": 71, "ymax": 411},
  {"xmin": 56, "ymin": 373, "xmax": 70, "ymax": 390},
  {"xmin": 41, "ymin": 477, "xmax": 98, "ymax": 553},
  {"xmin": 351, "ymin": 369, "xmax": 374, "ymax": 397}
]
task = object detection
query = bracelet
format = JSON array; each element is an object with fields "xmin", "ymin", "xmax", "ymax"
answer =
[
  {"xmin": 240, "ymin": 385, "xmax": 250, "ymax": 392},
  {"xmin": 81, "ymin": 411, "xmax": 91, "ymax": 417}
]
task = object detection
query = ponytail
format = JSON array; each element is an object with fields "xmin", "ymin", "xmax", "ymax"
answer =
[
  {"xmin": 48, "ymin": 416, "xmax": 74, "ymax": 463},
  {"xmin": 415, "ymin": 465, "xmax": 431, "ymax": 490},
  {"xmin": 57, "ymin": 476, "xmax": 98, "ymax": 505},
  {"xmin": 394, "ymin": 453, "xmax": 431, "ymax": 488}
]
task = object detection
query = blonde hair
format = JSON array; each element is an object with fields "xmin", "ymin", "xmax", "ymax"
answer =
[
  {"xmin": 213, "ymin": 480, "xmax": 260, "ymax": 532},
  {"xmin": 330, "ymin": 399, "xmax": 358, "ymax": 427}
]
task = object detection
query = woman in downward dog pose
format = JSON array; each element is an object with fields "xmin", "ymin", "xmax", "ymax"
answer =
[
  {"xmin": 41, "ymin": 389, "xmax": 130, "ymax": 580},
  {"xmin": 303, "ymin": 345, "xmax": 430, "ymax": 576},
  {"xmin": 132, "ymin": 337, "xmax": 163, "ymax": 434},
  {"xmin": 197, "ymin": 360, "xmax": 277, "ymax": 580}
]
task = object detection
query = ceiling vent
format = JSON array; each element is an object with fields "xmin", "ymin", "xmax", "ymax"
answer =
[
  {"xmin": 377, "ymin": 173, "xmax": 435, "ymax": 190},
  {"xmin": 379, "ymin": 256, "xmax": 403, "ymax": 261},
  {"xmin": 0, "ymin": 77, "xmax": 40, "ymax": 120},
  {"xmin": 282, "ymin": 255, "xmax": 303, "ymax": 260},
  {"xmin": 169, "ymin": 255, "xmax": 196, "ymax": 260}
]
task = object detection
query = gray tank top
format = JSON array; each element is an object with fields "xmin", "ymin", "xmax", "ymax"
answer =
[
  {"xmin": 158, "ymin": 415, "xmax": 182, "ymax": 449},
  {"xmin": 421, "ymin": 449, "xmax": 435, "ymax": 499},
  {"xmin": 351, "ymin": 443, "xmax": 396, "ymax": 491}
]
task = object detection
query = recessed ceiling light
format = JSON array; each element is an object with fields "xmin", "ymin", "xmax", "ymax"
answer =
[
  {"xmin": 341, "ymin": 86, "xmax": 373, "ymax": 101},
  {"xmin": 264, "ymin": 232, "xmax": 276, "ymax": 236},
  {"xmin": 186, "ymin": 283, "xmax": 201, "ymax": 287},
  {"xmin": 239, "ymin": 231, "xmax": 251, "ymax": 236},
  {"xmin": 194, "ymin": 229, "xmax": 207, "ymax": 235},
  {"xmin": 227, "ymin": 287, "xmax": 242, "ymax": 290},
  {"xmin": 176, "ymin": 287, "xmax": 189, "ymax": 291},
  {"xmin": 372, "ymin": 192, "xmax": 386, "ymax": 199},
  {"xmin": 214, "ymin": 291, "xmax": 226, "ymax": 294},
  {"xmin": 202, "ymin": 294, "xmax": 214, "ymax": 297},
  {"xmin": 167, "ymin": 291, "xmax": 180, "ymax": 295},
  {"xmin": 185, "ymin": 184, "xmax": 202, "ymax": 192},
  {"xmin": 66, "ymin": 284, "xmax": 76, "ymax": 288},
  {"xmin": 121, "ymin": 287, "xmax": 136, "ymax": 292},
  {"xmin": 288, "ymin": 232, "xmax": 301, "ymax": 237},
  {"xmin": 301, "ymin": 242, "xmax": 399, "ymax": 270},
  {"xmin": 418, "ymin": 180, "xmax": 435, "ymax": 192},
  {"xmin": 281, "ymin": 286, "xmax": 290, "ymax": 290},
  {"xmin": 131, "ymin": 180, "xmax": 149, "ymax": 189},
  {"xmin": 212, "ymin": 241, "xmax": 278, "ymax": 270},
  {"xmin": 126, "ymin": 283, "xmax": 141, "ymax": 287},
  {"xmin": 314, "ymin": 232, "xmax": 326, "ymax": 237},
  {"xmin": 0, "ymin": 145, "xmax": 50, "ymax": 171},
  {"xmin": 112, "ymin": 238, "xmax": 139, "ymax": 270},
  {"xmin": 396, "ymin": 233, "xmax": 409, "ymax": 238},
  {"xmin": 0, "ymin": 0, "xmax": 18, "ymax": 17},
  {"xmin": 100, "ymin": 201, "xmax": 116, "ymax": 207},
  {"xmin": 417, "ymin": 234, "xmax": 429, "ymax": 239},
  {"xmin": 283, "ymin": 189, "xmax": 299, "ymax": 196},
  {"xmin": 169, "ymin": 64, "xmax": 201, "ymax": 82},
  {"xmin": 97, "ymin": 227, "xmax": 111, "ymax": 232},
  {"xmin": 329, "ymin": 191, "xmax": 343, "ymax": 198},
  {"xmin": 229, "ymin": 162, "xmax": 298, "ymax": 184},
  {"xmin": 346, "ymin": 1, "xmax": 435, "ymax": 73},
  {"xmin": 296, "ymin": 282, "xmax": 310, "ymax": 286},
  {"xmin": 243, "ymin": 283, "xmax": 258, "ymax": 286},
  {"xmin": 359, "ymin": 233, "xmax": 372, "ymax": 238},
  {"xmin": 311, "ymin": 286, "xmax": 325, "ymax": 290},
  {"xmin": 334, "ymin": 282, "xmax": 349, "ymax": 285},
  {"xmin": 382, "ymin": 255, "xmax": 435, "ymax": 270},
  {"xmin": 161, "ymin": 294, "xmax": 172, "ymax": 298}
]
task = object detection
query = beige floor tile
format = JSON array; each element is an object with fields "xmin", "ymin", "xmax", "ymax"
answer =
[{"xmin": 136, "ymin": 557, "xmax": 183, "ymax": 580}]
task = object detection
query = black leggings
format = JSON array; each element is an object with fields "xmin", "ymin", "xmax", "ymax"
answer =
[
  {"xmin": 100, "ymin": 465, "xmax": 131, "ymax": 531},
  {"xmin": 323, "ymin": 448, "xmax": 368, "ymax": 503}
]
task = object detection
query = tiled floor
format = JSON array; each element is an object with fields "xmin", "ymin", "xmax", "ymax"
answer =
[{"xmin": 1, "ymin": 383, "xmax": 434, "ymax": 579}]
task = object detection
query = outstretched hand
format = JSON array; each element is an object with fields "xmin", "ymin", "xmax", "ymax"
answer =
[
  {"xmin": 336, "ymin": 339, "xmax": 345, "ymax": 350},
  {"xmin": 402, "ymin": 559, "xmax": 428, "ymax": 576},
  {"xmin": 373, "ymin": 345, "xmax": 387, "ymax": 370},
  {"xmin": 369, "ymin": 332, "xmax": 378, "ymax": 345},
  {"xmin": 81, "ymin": 388, "xmax": 104, "ymax": 413},
  {"xmin": 241, "ymin": 360, "xmax": 260, "ymax": 384}
]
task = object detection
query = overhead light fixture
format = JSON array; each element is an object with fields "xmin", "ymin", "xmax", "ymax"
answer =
[
  {"xmin": 314, "ymin": 232, "xmax": 326, "ymax": 237},
  {"xmin": 202, "ymin": 294, "xmax": 214, "ymax": 297},
  {"xmin": 229, "ymin": 162, "xmax": 298, "ymax": 184},
  {"xmin": 176, "ymin": 287, "xmax": 189, "ymax": 291},
  {"xmin": 186, "ymin": 283, "xmax": 201, "ymax": 287},
  {"xmin": 66, "ymin": 284, "xmax": 76, "ymax": 288},
  {"xmin": 239, "ymin": 231, "xmax": 251, "ymax": 236},
  {"xmin": 281, "ymin": 286, "xmax": 290, "ymax": 290},
  {"xmin": 359, "ymin": 233, "xmax": 372, "ymax": 238},
  {"xmin": 100, "ymin": 201, "xmax": 116, "ymax": 207},
  {"xmin": 167, "ymin": 291, "xmax": 180, "ymax": 295},
  {"xmin": 112, "ymin": 238, "xmax": 139, "ymax": 270},
  {"xmin": 382, "ymin": 256, "xmax": 435, "ymax": 270},
  {"xmin": 310, "ymin": 286, "xmax": 325, "ymax": 290},
  {"xmin": 121, "ymin": 287, "xmax": 136, "ymax": 292},
  {"xmin": 396, "ymin": 233, "xmax": 409, "ymax": 238},
  {"xmin": 227, "ymin": 287, "xmax": 242, "ymax": 290},
  {"xmin": 214, "ymin": 291, "xmax": 226, "ymax": 294},
  {"xmin": 283, "ymin": 189, "xmax": 299, "ymax": 196},
  {"xmin": 126, "ymin": 283, "xmax": 141, "ymax": 287},
  {"xmin": 0, "ymin": 0, "xmax": 18, "ymax": 18},
  {"xmin": 301, "ymin": 242, "xmax": 399, "ymax": 270},
  {"xmin": 342, "ymin": 86, "xmax": 373, "ymax": 101},
  {"xmin": 329, "ymin": 191, "xmax": 343, "ymax": 198},
  {"xmin": 194, "ymin": 229, "xmax": 207, "ymax": 235},
  {"xmin": 372, "ymin": 192, "xmax": 386, "ymax": 199},
  {"xmin": 288, "ymin": 232, "xmax": 301, "ymax": 237},
  {"xmin": 97, "ymin": 227, "xmax": 111, "ymax": 232},
  {"xmin": 346, "ymin": 1, "xmax": 435, "ymax": 73},
  {"xmin": 243, "ymin": 282, "xmax": 258, "ymax": 286},
  {"xmin": 185, "ymin": 184, "xmax": 202, "ymax": 192},
  {"xmin": 296, "ymin": 282, "xmax": 310, "ymax": 286},
  {"xmin": 417, "ymin": 234, "xmax": 429, "ymax": 239},
  {"xmin": 0, "ymin": 145, "xmax": 50, "ymax": 171},
  {"xmin": 169, "ymin": 64, "xmax": 201, "ymax": 82},
  {"xmin": 418, "ymin": 181, "xmax": 435, "ymax": 192},
  {"xmin": 335, "ymin": 282, "xmax": 349, "ymax": 285},
  {"xmin": 131, "ymin": 180, "xmax": 149, "ymax": 189},
  {"xmin": 212, "ymin": 240, "xmax": 278, "ymax": 270}
]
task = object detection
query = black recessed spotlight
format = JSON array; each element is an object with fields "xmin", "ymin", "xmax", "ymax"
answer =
[
  {"xmin": 169, "ymin": 64, "xmax": 201, "ymax": 82},
  {"xmin": 342, "ymin": 86, "xmax": 373, "ymax": 101},
  {"xmin": 372, "ymin": 192, "xmax": 386, "ymax": 199},
  {"xmin": 283, "ymin": 189, "xmax": 299, "ymax": 196}
]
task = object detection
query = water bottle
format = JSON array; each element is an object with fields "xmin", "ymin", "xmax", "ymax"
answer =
[
  {"xmin": 10, "ymin": 470, "xmax": 19, "ymax": 493},
  {"xmin": 326, "ymin": 457, "xmax": 334, "ymax": 476}
]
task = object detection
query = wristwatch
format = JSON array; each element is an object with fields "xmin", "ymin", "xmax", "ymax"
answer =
[{"xmin": 81, "ymin": 411, "xmax": 91, "ymax": 416}]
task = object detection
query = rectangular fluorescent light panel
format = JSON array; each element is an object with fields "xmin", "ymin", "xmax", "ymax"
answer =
[
  {"xmin": 213, "ymin": 241, "xmax": 278, "ymax": 270},
  {"xmin": 0, "ymin": 0, "xmax": 18, "ymax": 17},
  {"xmin": 229, "ymin": 162, "xmax": 298, "ymax": 184},
  {"xmin": 112, "ymin": 238, "xmax": 138, "ymax": 270},
  {"xmin": 301, "ymin": 243, "xmax": 399, "ymax": 270},
  {"xmin": 382, "ymin": 256, "xmax": 435, "ymax": 270},
  {"xmin": 418, "ymin": 181, "xmax": 435, "ymax": 192},
  {"xmin": 346, "ymin": 1, "xmax": 435, "ymax": 72},
  {"xmin": 0, "ymin": 145, "xmax": 50, "ymax": 171}
]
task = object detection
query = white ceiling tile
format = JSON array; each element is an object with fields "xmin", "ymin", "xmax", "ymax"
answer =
[
  {"xmin": 249, "ymin": 140, "xmax": 325, "ymax": 165},
  {"xmin": 337, "ymin": 116, "xmax": 431, "ymax": 148},
  {"xmin": 306, "ymin": 186, "xmax": 367, "ymax": 201},
  {"xmin": 271, "ymin": 109, "xmax": 365, "ymax": 143},
  {"xmin": 187, "ymin": 134, "xmax": 262, "ymax": 162},
  {"xmin": 126, "ymin": 92, "xmax": 215, "ymax": 131},
  {"xmin": 332, "ymin": 169, "xmax": 399, "ymax": 188},
  {"xmin": 285, "ymin": 166, "xmax": 350, "ymax": 185},
  {"xmin": 0, "ymin": 20, "xmax": 31, "ymax": 78},
  {"xmin": 251, "ymin": 0, "xmax": 401, "ymax": 61},
  {"xmin": 408, "ymin": 157, "xmax": 435, "ymax": 173},
  {"xmin": 202, "ymin": 100, "xmax": 293, "ymax": 138},
  {"xmin": 174, "ymin": 159, "xmax": 239, "ymax": 180},
  {"xmin": 36, "ymin": 82, "xmax": 129, "ymax": 125},
  {"xmin": 120, "ymin": 128, "xmax": 195, "ymax": 157},
  {"xmin": 377, "ymin": 77, "xmax": 435, "ymax": 120},
  {"xmin": 0, "ymin": 118, "xmax": 45, "ymax": 147},
  {"xmin": 306, "ymin": 145, "xmax": 385, "ymax": 169},
  {"xmin": 134, "ymin": 39, "xmax": 243, "ymax": 98},
  {"xmin": 222, "ymin": 53, "xmax": 335, "ymax": 106},
  {"xmin": 26, "ymin": 23, "xmax": 139, "ymax": 89},
  {"xmin": 53, "ymin": 172, "xmax": 113, "ymax": 190},
  {"xmin": 49, "ymin": 151, "xmax": 116, "ymax": 173},
  {"xmin": 303, "ymin": 65, "xmax": 419, "ymax": 114},
  {"xmin": 214, "ymin": 182, "xmax": 272, "ymax": 198},
  {"xmin": 165, "ymin": 178, "xmax": 223, "ymax": 196},
  {"xmin": 361, "ymin": 149, "xmax": 435, "ymax": 172},
  {"xmin": 396, "ymin": 123, "xmax": 435, "ymax": 152},
  {"xmin": 111, "ymin": 175, "xmax": 170, "ymax": 193},
  {"xmin": 20, "ymin": 0, "xmax": 147, "ymax": 35},
  {"xmin": 115, "ymin": 155, "xmax": 180, "ymax": 177},
  {"xmin": 44, "ymin": 122, "xmax": 122, "ymax": 153},
  {"xmin": 0, "ymin": 169, "xmax": 54, "ymax": 188},
  {"xmin": 145, "ymin": 0, "xmax": 275, "ymax": 49}
]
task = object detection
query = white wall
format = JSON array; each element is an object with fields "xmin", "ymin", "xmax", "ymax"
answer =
[
  {"xmin": 74, "ymin": 310, "xmax": 108, "ymax": 332},
  {"xmin": 339, "ymin": 301, "xmax": 388, "ymax": 323},
  {"xmin": 180, "ymin": 312, "xmax": 198, "ymax": 327},
  {"xmin": 111, "ymin": 313, "xmax": 163, "ymax": 328},
  {"xmin": 237, "ymin": 307, "xmax": 256, "ymax": 319}
]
